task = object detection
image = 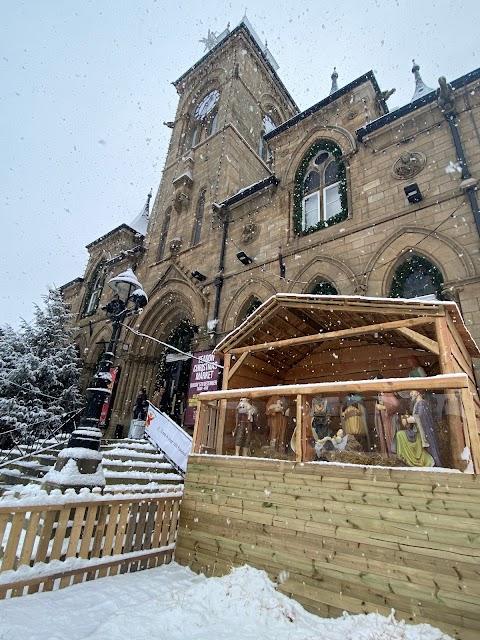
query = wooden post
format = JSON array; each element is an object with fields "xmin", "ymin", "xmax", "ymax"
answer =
[
  {"xmin": 460, "ymin": 387, "xmax": 480, "ymax": 472},
  {"xmin": 295, "ymin": 394, "xmax": 303, "ymax": 462},
  {"xmin": 435, "ymin": 317, "xmax": 465, "ymax": 469},
  {"xmin": 215, "ymin": 354, "xmax": 230, "ymax": 454},
  {"xmin": 192, "ymin": 401, "xmax": 207, "ymax": 453}
]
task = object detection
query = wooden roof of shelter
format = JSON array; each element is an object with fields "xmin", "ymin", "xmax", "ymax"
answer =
[{"xmin": 215, "ymin": 294, "xmax": 480, "ymax": 375}]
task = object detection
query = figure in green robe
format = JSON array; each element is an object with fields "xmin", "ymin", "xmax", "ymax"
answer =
[{"xmin": 395, "ymin": 414, "xmax": 434, "ymax": 467}]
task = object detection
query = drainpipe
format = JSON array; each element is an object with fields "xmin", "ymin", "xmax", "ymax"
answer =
[
  {"xmin": 438, "ymin": 77, "xmax": 480, "ymax": 234},
  {"xmin": 210, "ymin": 209, "xmax": 229, "ymax": 343},
  {"xmin": 278, "ymin": 247, "xmax": 286, "ymax": 281}
]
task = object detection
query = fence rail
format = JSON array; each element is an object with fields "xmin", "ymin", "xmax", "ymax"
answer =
[{"xmin": 0, "ymin": 489, "xmax": 183, "ymax": 598}]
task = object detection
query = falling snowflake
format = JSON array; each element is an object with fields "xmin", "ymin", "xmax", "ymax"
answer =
[{"xmin": 278, "ymin": 570, "xmax": 289, "ymax": 584}]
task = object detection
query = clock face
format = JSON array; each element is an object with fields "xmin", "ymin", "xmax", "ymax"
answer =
[{"xmin": 194, "ymin": 89, "xmax": 220, "ymax": 120}]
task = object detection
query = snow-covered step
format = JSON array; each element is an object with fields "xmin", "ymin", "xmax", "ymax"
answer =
[
  {"xmin": 0, "ymin": 468, "xmax": 43, "ymax": 487},
  {"xmin": 104, "ymin": 469, "xmax": 183, "ymax": 486},
  {"xmin": 0, "ymin": 436, "xmax": 181, "ymax": 493},
  {"xmin": 103, "ymin": 460, "xmax": 172, "ymax": 474},
  {"xmin": 102, "ymin": 448, "xmax": 165, "ymax": 463},
  {"xmin": 6, "ymin": 460, "xmax": 52, "ymax": 478}
]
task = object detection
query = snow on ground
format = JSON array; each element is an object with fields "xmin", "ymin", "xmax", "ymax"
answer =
[{"xmin": 0, "ymin": 562, "xmax": 452, "ymax": 640}]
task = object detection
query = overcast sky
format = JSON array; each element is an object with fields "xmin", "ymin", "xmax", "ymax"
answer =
[{"xmin": 2, "ymin": 0, "xmax": 478, "ymax": 328}]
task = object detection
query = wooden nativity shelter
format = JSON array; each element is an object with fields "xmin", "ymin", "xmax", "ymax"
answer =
[
  {"xmin": 178, "ymin": 295, "xmax": 480, "ymax": 640},
  {"xmin": 192, "ymin": 294, "xmax": 480, "ymax": 472},
  {"xmin": 175, "ymin": 294, "xmax": 480, "ymax": 640}
]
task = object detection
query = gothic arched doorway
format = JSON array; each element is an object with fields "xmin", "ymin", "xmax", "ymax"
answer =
[{"xmin": 156, "ymin": 318, "xmax": 195, "ymax": 426}]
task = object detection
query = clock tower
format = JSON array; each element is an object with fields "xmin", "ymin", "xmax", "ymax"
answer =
[{"xmin": 130, "ymin": 18, "xmax": 298, "ymax": 428}]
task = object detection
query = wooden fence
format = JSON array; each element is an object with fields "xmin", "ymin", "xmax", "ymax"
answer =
[
  {"xmin": 0, "ymin": 489, "xmax": 182, "ymax": 598},
  {"xmin": 176, "ymin": 455, "xmax": 480, "ymax": 640}
]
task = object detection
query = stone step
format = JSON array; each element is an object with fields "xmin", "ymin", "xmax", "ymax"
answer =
[
  {"xmin": 102, "ymin": 448, "xmax": 165, "ymax": 462},
  {"xmin": 30, "ymin": 453, "xmax": 59, "ymax": 466},
  {"xmin": 102, "ymin": 461, "xmax": 172, "ymax": 474},
  {"xmin": 104, "ymin": 470, "xmax": 183, "ymax": 485},
  {"xmin": 0, "ymin": 436, "xmax": 180, "ymax": 493},
  {"xmin": 6, "ymin": 460, "xmax": 52, "ymax": 478},
  {"xmin": 101, "ymin": 441, "xmax": 158, "ymax": 454},
  {"xmin": 0, "ymin": 469, "xmax": 43, "ymax": 486},
  {"xmin": 0, "ymin": 483, "xmax": 17, "ymax": 497}
]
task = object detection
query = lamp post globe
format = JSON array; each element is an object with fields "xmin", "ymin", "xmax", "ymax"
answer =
[{"xmin": 42, "ymin": 268, "xmax": 148, "ymax": 492}]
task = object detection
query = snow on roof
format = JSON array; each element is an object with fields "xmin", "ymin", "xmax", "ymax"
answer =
[
  {"xmin": 129, "ymin": 192, "xmax": 151, "ymax": 235},
  {"xmin": 216, "ymin": 293, "xmax": 480, "ymax": 357}
]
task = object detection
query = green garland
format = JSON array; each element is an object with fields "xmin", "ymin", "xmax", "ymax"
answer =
[
  {"xmin": 311, "ymin": 280, "xmax": 338, "ymax": 295},
  {"xmin": 390, "ymin": 255, "xmax": 444, "ymax": 300},
  {"xmin": 293, "ymin": 140, "xmax": 348, "ymax": 236},
  {"xmin": 168, "ymin": 318, "xmax": 195, "ymax": 352}
]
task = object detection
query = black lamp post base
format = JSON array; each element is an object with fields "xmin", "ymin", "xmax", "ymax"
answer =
[
  {"xmin": 45, "ymin": 269, "xmax": 148, "ymax": 492},
  {"xmin": 67, "ymin": 426, "xmax": 103, "ymax": 450},
  {"xmin": 42, "ymin": 445, "xmax": 105, "ymax": 493}
]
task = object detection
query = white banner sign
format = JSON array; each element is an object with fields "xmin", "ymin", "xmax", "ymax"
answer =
[{"xmin": 145, "ymin": 402, "xmax": 192, "ymax": 473}]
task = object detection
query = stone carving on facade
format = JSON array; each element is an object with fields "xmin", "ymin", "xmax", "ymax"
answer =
[
  {"xmin": 392, "ymin": 151, "xmax": 426, "ymax": 180},
  {"xmin": 354, "ymin": 281, "xmax": 368, "ymax": 296},
  {"xmin": 437, "ymin": 77, "xmax": 455, "ymax": 114},
  {"xmin": 173, "ymin": 191, "xmax": 189, "ymax": 213},
  {"xmin": 169, "ymin": 236, "xmax": 183, "ymax": 255},
  {"xmin": 241, "ymin": 222, "xmax": 260, "ymax": 244}
]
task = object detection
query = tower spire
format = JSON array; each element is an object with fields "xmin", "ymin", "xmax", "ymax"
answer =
[
  {"xmin": 330, "ymin": 67, "xmax": 339, "ymax": 95},
  {"xmin": 129, "ymin": 190, "xmax": 152, "ymax": 236},
  {"xmin": 411, "ymin": 59, "xmax": 434, "ymax": 102}
]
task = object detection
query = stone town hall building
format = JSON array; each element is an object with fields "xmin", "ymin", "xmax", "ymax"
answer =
[{"xmin": 62, "ymin": 18, "xmax": 480, "ymax": 435}]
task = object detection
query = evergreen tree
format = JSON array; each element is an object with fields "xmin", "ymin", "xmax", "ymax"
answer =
[{"xmin": 0, "ymin": 289, "xmax": 83, "ymax": 445}]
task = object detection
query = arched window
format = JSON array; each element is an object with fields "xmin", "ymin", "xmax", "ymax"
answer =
[
  {"xmin": 237, "ymin": 296, "xmax": 262, "ymax": 326},
  {"xmin": 311, "ymin": 279, "xmax": 338, "ymax": 296},
  {"xmin": 190, "ymin": 89, "xmax": 220, "ymax": 148},
  {"xmin": 158, "ymin": 208, "xmax": 171, "ymax": 261},
  {"xmin": 293, "ymin": 140, "xmax": 347, "ymax": 236},
  {"xmin": 83, "ymin": 262, "xmax": 106, "ymax": 317},
  {"xmin": 390, "ymin": 255, "xmax": 444, "ymax": 300},
  {"xmin": 258, "ymin": 113, "xmax": 277, "ymax": 162},
  {"xmin": 192, "ymin": 190, "xmax": 205, "ymax": 246}
]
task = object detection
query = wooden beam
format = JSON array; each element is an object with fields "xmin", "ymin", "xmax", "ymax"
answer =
[
  {"xmin": 228, "ymin": 352, "xmax": 249, "ymax": 380},
  {"xmin": 460, "ymin": 387, "xmax": 480, "ymax": 474},
  {"xmin": 196, "ymin": 373, "xmax": 469, "ymax": 402},
  {"xmin": 435, "ymin": 317, "xmax": 466, "ymax": 471},
  {"xmin": 445, "ymin": 312, "xmax": 479, "ymax": 365},
  {"xmin": 228, "ymin": 317, "xmax": 435, "ymax": 355},
  {"xmin": 275, "ymin": 301, "xmax": 446, "ymax": 317},
  {"xmin": 395, "ymin": 327, "xmax": 439, "ymax": 355},
  {"xmin": 435, "ymin": 318, "xmax": 455, "ymax": 375}
]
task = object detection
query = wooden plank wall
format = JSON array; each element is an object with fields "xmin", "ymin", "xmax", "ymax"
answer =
[{"xmin": 176, "ymin": 455, "xmax": 480, "ymax": 640}]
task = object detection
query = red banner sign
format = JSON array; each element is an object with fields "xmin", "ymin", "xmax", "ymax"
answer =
[
  {"xmin": 184, "ymin": 350, "xmax": 221, "ymax": 426},
  {"xmin": 99, "ymin": 366, "xmax": 119, "ymax": 427}
]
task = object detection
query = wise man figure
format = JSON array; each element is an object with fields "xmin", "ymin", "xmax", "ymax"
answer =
[
  {"xmin": 234, "ymin": 398, "xmax": 256, "ymax": 456},
  {"xmin": 266, "ymin": 396, "xmax": 288, "ymax": 452}
]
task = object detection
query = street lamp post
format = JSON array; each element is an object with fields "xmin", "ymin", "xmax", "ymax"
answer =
[{"xmin": 42, "ymin": 269, "xmax": 148, "ymax": 492}]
